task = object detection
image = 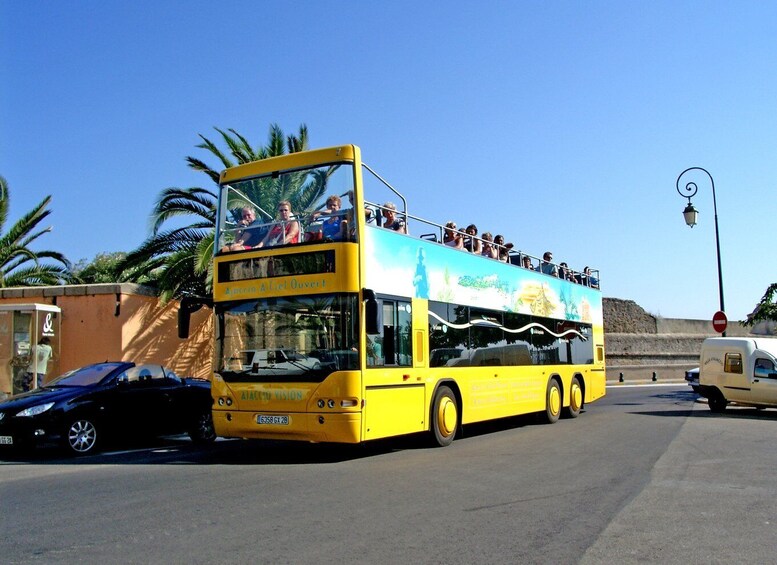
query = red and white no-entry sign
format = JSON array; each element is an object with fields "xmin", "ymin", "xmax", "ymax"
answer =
[{"xmin": 712, "ymin": 310, "xmax": 728, "ymax": 333}]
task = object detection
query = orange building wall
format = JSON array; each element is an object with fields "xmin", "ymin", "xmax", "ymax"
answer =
[{"xmin": 0, "ymin": 285, "xmax": 212, "ymax": 394}]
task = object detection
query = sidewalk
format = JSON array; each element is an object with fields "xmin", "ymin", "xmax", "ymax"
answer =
[{"xmin": 606, "ymin": 376, "xmax": 687, "ymax": 385}]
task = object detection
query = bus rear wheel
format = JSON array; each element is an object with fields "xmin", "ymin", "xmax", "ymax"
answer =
[
  {"xmin": 431, "ymin": 385, "xmax": 458, "ymax": 447},
  {"xmin": 544, "ymin": 379, "xmax": 561, "ymax": 424},
  {"xmin": 564, "ymin": 377, "xmax": 583, "ymax": 418}
]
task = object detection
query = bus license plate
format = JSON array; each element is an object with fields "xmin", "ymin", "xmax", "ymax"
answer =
[
  {"xmin": 257, "ymin": 415, "xmax": 290, "ymax": 425},
  {"xmin": 0, "ymin": 436, "xmax": 13, "ymax": 445}
]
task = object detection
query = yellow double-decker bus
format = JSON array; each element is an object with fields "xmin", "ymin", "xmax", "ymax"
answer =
[{"xmin": 184, "ymin": 144, "xmax": 605, "ymax": 447}]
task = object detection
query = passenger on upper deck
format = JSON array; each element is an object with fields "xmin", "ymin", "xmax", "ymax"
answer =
[
  {"xmin": 256, "ymin": 200, "xmax": 300, "ymax": 248},
  {"xmin": 481, "ymin": 232, "xmax": 499, "ymax": 259},
  {"xmin": 382, "ymin": 202, "xmax": 407, "ymax": 233},
  {"xmin": 494, "ymin": 234, "xmax": 513, "ymax": 262},
  {"xmin": 463, "ymin": 224, "xmax": 481, "ymax": 254},
  {"xmin": 443, "ymin": 221, "xmax": 464, "ymax": 249},
  {"xmin": 221, "ymin": 206, "xmax": 266, "ymax": 252},
  {"xmin": 313, "ymin": 194, "xmax": 347, "ymax": 241},
  {"xmin": 558, "ymin": 262, "xmax": 575, "ymax": 282},
  {"xmin": 578, "ymin": 266, "xmax": 600, "ymax": 289},
  {"xmin": 521, "ymin": 255, "xmax": 533, "ymax": 269},
  {"xmin": 537, "ymin": 251, "xmax": 559, "ymax": 277}
]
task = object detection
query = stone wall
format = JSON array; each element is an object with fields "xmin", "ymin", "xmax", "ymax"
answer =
[{"xmin": 603, "ymin": 297, "xmax": 752, "ymax": 382}]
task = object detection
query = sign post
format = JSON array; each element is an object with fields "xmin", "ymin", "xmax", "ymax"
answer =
[{"xmin": 712, "ymin": 310, "xmax": 728, "ymax": 335}]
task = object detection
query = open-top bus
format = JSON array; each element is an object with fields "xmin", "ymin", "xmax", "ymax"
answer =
[{"xmin": 181, "ymin": 145, "xmax": 605, "ymax": 447}]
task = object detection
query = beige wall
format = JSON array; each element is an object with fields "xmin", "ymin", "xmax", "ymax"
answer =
[{"xmin": 0, "ymin": 284, "xmax": 212, "ymax": 395}]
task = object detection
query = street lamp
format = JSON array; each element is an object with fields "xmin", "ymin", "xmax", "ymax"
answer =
[{"xmin": 676, "ymin": 167, "xmax": 726, "ymax": 335}]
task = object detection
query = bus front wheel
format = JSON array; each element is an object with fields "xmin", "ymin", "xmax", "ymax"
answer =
[
  {"xmin": 431, "ymin": 385, "xmax": 458, "ymax": 447},
  {"xmin": 544, "ymin": 379, "xmax": 561, "ymax": 424}
]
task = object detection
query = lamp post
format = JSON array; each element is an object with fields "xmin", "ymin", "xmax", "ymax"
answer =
[{"xmin": 676, "ymin": 167, "xmax": 726, "ymax": 336}]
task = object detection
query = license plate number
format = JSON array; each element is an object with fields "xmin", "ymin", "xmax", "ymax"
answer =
[
  {"xmin": 257, "ymin": 415, "xmax": 290, "ymax": 425},
  {"xmin": 0, "ymin": 436, "xmax": 13, "ymax": 445}
]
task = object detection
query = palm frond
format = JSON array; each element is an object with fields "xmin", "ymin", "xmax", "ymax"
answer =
[
  {"xmin": 150, "ymin": 186, "xmax": 216, "ymax": 234},
  {"xmin": 196, "ymin": 133, "xmax": 235, "ymax": 170},
  {"xmin": 0, "ymin": 175, "xmax": 8, "ymax": 228},
  {"xmin": 186, "ymin": 157, "xmax": 221, "ymax": 185}
]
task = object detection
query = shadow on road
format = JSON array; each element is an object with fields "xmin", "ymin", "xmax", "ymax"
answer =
[{"xmin": 0, "ymin": 410, "xmax": 582, "ymax": 466}]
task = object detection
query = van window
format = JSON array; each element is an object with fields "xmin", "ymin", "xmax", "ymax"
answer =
[
  {"xmin": 755, "ymin": 358, "xmax": 776, "ymax": 378},
  {"xmin": 724, "ymin": 353, "xmax": 743, "ymax": 374}
]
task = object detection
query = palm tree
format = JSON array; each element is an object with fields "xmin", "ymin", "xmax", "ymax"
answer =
[
  {"xmin": 0, "ymin": 175, "xmax": 73, "ymax": 287},
  {"xmin": 118, "ymin": 123, "xmax": 310, "ymax": 300}
]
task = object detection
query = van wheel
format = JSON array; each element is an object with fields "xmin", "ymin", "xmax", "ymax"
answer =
[
  {"xmin": 708, "ymin": 392, "xmax": 727, "ymax": 413},
  {"xmin": 430, "ymin": 385, "xmax": 458, "ymax": 447},
  {"xmin": 545, "ymin": 379, "xmax": 561, "ymax": 423},
  {"xmin": 563, "ymin": 377, "xmax": 583, "ymax": 418}
]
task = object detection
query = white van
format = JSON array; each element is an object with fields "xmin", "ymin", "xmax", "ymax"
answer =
[{"xmin": 697, "ymin": 337, "xmax": 777, "ymax": 412}]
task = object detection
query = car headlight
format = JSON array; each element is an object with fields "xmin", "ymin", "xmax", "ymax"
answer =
[{"xmin": 16, "ymin": 402, "xmax": 55, "ymax": 417}]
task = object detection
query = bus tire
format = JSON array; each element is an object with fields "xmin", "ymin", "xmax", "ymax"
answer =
[
  {"xmin": 708, "ymin": 391, "xmax": 728, "ymax": 413},
  {"xmin": 430, "ymin": 385, "xmax": 458, "ymax": 447},
  {"xmin": 564, "ymin": 377, "xmax": 583, "ymax": 419},
  {"xmin": 544, "ymin": 378, "xmax": 561, "ymax": 424}
]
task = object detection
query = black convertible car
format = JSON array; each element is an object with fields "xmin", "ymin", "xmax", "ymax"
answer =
[{"xmin": 0, "ymin": 362, "xmax": 215, "ymax": 455}]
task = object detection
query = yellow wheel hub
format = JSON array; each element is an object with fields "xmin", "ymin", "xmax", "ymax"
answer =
[
  {"xmin": 438, "ymin": 397, "xmax": 457, "ymax": 437},
  {"xmin": 571, "ymin": 383, "xmax": 583, "ymax": 411},
  {"xmin": 549, "ymin": 386, "xmax": 561, "ymax": 416}
]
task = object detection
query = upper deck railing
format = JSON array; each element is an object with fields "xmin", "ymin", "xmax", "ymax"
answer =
[
  {"xmin": 362, "ymin": 200, "xmax": 601, "ymax": 290},
  {"xmin": 218, "ymin": 199, "xmax": 600, "ymax": 290}
]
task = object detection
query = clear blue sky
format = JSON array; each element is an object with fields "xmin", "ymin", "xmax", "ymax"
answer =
[{"xmin": 2, "ymin": 1, "xmax": 775, "ymax": 322}]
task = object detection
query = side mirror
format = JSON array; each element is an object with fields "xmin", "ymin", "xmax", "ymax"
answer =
[
  {"xmin": 364, "ymin": 289, "xmax": 382, "ymax": 335},
  {"xmin": 178, "ymin": 296, "xmax": 213, "ymax": 339},
  {"xmin": 178, "ymin": 306, "xmax": 192, "ymax": 339}
]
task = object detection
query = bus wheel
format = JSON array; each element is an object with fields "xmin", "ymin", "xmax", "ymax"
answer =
[
  {"xmin": 544, "ymin": 379, "xmax": 561, "ymax": 424},
  {"xmin": 564, "ymin": 377, "xmax": 583, "ymax": 419},
  {"xmin": 708, "ymin": 391, "xmax": 728, "ymax": 413},
  {"xmin": 431, "ymin": 385, "xmax": 458, "ymax": 447}
]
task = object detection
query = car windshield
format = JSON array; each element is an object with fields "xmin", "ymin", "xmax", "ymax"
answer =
[{"xmin": 45, "ymin": 363, "xmax": 128, "ymax": 387}]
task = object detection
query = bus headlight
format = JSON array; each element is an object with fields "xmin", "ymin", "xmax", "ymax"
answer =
[
  {"xmin": 317, "ymin": 399, "xmax": 325, "ymax": 409},
  {"xmin": 327, "ymin": 399, "xmax": 335, "ymax": 409}
]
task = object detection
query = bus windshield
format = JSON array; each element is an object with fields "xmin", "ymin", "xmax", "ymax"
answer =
[
  {"xmin": 217, "ymin": 162, "xmax": 356, "ymax": 252},
  {"xmin": 216, "ymin": 293, "xmax": 359, "ymax": 382}
]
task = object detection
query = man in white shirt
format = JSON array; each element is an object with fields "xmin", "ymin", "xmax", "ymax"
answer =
[{"xmin": 25, "ymin": 337, "xmax": 53, "ymax": 390}]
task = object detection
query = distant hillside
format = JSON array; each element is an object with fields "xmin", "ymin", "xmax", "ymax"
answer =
[{"xmin": 603, "ymin": 298, "xmax": 657, "ymax": 334}]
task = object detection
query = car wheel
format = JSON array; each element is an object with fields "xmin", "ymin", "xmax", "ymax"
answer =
[
  {"xmin": 64, "ymin": 418, "xmax": 99, "ymax": 454},
  {"xmin": 189, "ymin": 411, "xmax": 216, "ymax": 444},
  {"xmin": 708, "ymin": 391, "xmax": 727, "ymax": 413},
  {"xmin": 563, "ymin": 377, "xmax": 583, "ymax": 418},
  {"xmin": 430, "ymin": 385, "xmax": 458, "ymax": 447},
  {"xmin": 545, "ymin": 378, "xmax": 562, "ymax": 424}
]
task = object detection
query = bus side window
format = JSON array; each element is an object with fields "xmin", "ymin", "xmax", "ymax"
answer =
[
  {"xmin": 369, "ymin": 299, "xmax": 412, "ymax": 367},
  {"xmin": 382, "ymin": 301, "xmax": 396, "ymax": 365}
]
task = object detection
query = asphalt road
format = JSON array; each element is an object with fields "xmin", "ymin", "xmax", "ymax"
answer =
[{"xmin": 2, "ymin": 384, "xmax": 777, "ymax": 564}]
